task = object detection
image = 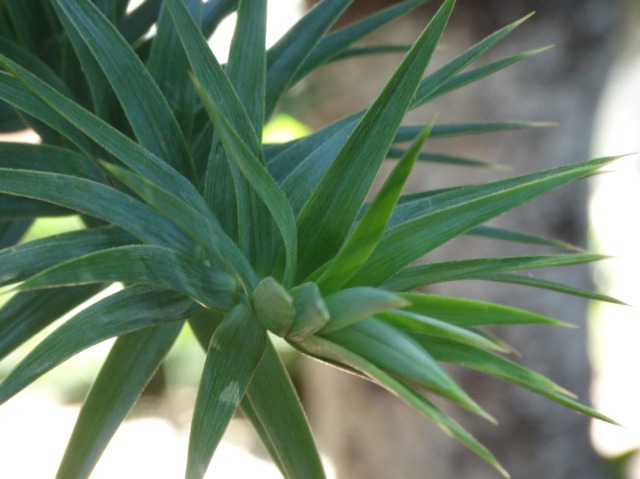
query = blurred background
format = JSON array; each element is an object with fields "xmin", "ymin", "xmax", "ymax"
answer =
[{"xmin": 1, "ymin": 0, "xmax": 638, "ymax": 477}]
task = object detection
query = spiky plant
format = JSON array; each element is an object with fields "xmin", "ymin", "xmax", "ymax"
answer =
[{"xmin": 0, "ymin": 0, "xmax": 619, "ymax": 477}]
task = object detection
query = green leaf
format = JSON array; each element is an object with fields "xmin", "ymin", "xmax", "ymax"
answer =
[
  {"xmin": 295, "ymin": 0, "xmax": 455, "ymax": 281},
  {"xmin": 18, "ymin": 245, "xmax": 238, "ymax": 312},
  {"xmin": 298, "ymin": 334, "xmax": 508, "ymax": 477},
  {"xmin": 286, "ymin": 282, "xmax": 330, "ymax": 342},
  {"xmin": 468, "ymin": 225, "xmax": 585, "ymax": 251},
  {"xmin": 53, "ymin": 0, "xmax": 196, "ymax": 180},
  {"xmin": 189, "ymin": 316, "xmax": 326, "ymax": 479},
  {"xmin": 56, "ymin": 322, "xmax": 183, "ymax": 479},
  {"xmin": 0, "ymin": 56, "xmax": 208, "ymax": 212},
  {"xmin": 147, "ymin": 0, "xmax": 202, "ymax": 139},
  {"xmin": 292, "ymin": 0, "xmax": 430, "ymax": 83},
  {"xmin": 411, "ymin": 13, "xmax": 534, "ymax": 108},
  {"xmin": 382, "ymin": 253, "xmax": 609, "ymax": 292},
  {"xmin": 118, "ymin": 0, "xmax": 163, "ymax": 44},
  {"xmin": 475, "ymin": 272, "xmax": 625, "ymax": 304},
  {"xmin": 396, "ymin": 121, "xmax": 552, "ymax": 143},
  {"xmin": 399, "ymin": 293, "xmax": 571, "ymax": 327},
  {"xmin": 0, "ymin": 219, "xmax": 31, "ymax": 248},
  {"xmin": 265, "ymin": 0, "xmax": 352, "ymax": 116},
  {"xmin": 378, "ymin": 309, "xmax": 509, "ymax": 352},
  {"xmin": 0, "ymin": 286, "xmax": 103, "ymax": 361},
  {"xmin": 0, "ymin": 142, "xmax": 104, "ymax": 181},
  {"xmin": 0, "ymin": 168, "xmax": 192, "ymax": 252},
  {"xmin": 421, "ymin": 337, "xmax": 618, "ymax": 425},
  {"xmin": 320, "ymin": 287, "xmax": 409, "ymax": 334},
  {"xmin": 195, "ymin": 82, "xmax": 298, "ymax": 286},
  {"xmin": 324, "ymin": 317, "xmax": 493, "ymax": 421},
  {"xmin": 0, "ymin": 286, "xmax": 198, "ymax": 405},
  {"xmin": 349, "ymin": 157, "xmax": 615, "ymax": 287},
  {"xmin": 387, "ymin": 148, "xmax": 503, "ymax": 169},
  {"xmin": 0, "ymin": 226, "xmax": 134, "ymax": 287},
  {"xmin": 252, "ymin": 277, "xmax": 294, "ymax": 336},
  {"xmin": 315, "ymin": 126, "xmax": 432, "ymax": 291},
  {"xmin": 187, "ymin": 303, "xmax": 266, "ymax": 479},
  {"xmin": 103, "ymin": 162, "xmax": 258, "ymax": 291}
]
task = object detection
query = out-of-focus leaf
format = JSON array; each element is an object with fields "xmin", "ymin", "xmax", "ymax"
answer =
[
  {"xmin": 324, "ymin": 317, "xmax": 493, "ymax": 421},
  {"xmin": 420, "ymin": 337, "xmax": 618, "ymax": 425},
  {"xmin": 0, "ymin": 286, "xmax": 198, "ymax": 405},
  {"xmin": 292, "ymin": 0, "xmax": 430, "ymax": 83},
  {"xmin": 475, "ymin": 272, "xmax": 625, "ymax": 305},
  {"xmin": 399, "ymin": 293, "xmax": 570, "ymax": 327},
  {"xmin": 189, "ymin": 316, "xmax": 326, "ymax": 479},
  {"xmin": 0, "ymin": 286, "xmax": 104, "ymax": 361},
  {"xmin": 382, "ymin": 253, "xmax": 609, "ymax": 292},
  {"xmin": 187, "ymin": 303, "xmax": 266, "ymax": 479},
  {"xmin": 349, "ymin": 157, "xmax": 615, "ymax": 287},
  {"xmin": 56, "ymin": 322, "xmax": 183, "ymax": 479},
  {"xmin": 0, "ymin": 219, "xmax": 31, "ymax": 248},
  {"xmin": 298, "ymin": 334, "xmax": 508, "ymax": 477},
  {"xmin": 265, "ymin": 0, "xmax": 352, "ymax": 116}
]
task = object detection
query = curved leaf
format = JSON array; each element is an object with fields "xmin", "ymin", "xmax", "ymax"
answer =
[
  {"xmin": 18, "ymin": 245, "xmax": 238, "ymax": 311},
  {"xmin": 0, "ymin": 286, "xmax": 198, "ymax": 405}
]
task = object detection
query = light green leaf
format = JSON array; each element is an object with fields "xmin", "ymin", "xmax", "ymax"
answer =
[
  {"xmin": 56, "ymin": 322, "xmax": 183, "ymax": 479},
  {"xmin": 187, "ymin": 303, "xmax": 266, "ymax": 479},
  {"xmin": 399, "ymin": 293, "xmax": 571, "ymax": 327},
  {"xmin": 475, "ymin": 272, "xmax": 625, "ymax": 304},
  {"xmin": 252, "ymin": 277, "xmax": 294, "ymax": 336},
  {"xmin": 324, "ymin": 317, "xmax": 494, "ymax": 422},
  {"xmin": 298, "ymin": 334, "xmax": 508, "ymax": 477},
  {"xmin": 320, "ymin": 287, "xmax": 409, "ymax": 334},
  {"xmin": 382, "ymin": 253, "xmax": 609, "ymax": 292},
  {"xmin": 421, "ymin": 337, "xmax": 618, "ymax": 425},
  {"xmin": 286, "ymin": 282, "xmax": 330, "ymax": 342},
  {"xmin": 378, "ymin": 309, "xmax": 509, "ymax": 352},
  {"xmin": 315, "ymin": 126, "xmax": 432, "ymax": 291},
  {"xmin": 350, "ymin": 157, "xmax": 615, "ymax": 287},
  {"xmin": 0, "ymin": 286, "xmax": 197, "ymax": 405}
]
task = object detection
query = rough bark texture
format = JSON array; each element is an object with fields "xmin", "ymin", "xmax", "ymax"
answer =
[{"xmin": 299, "ymin": 1, "xmax": 620, "ymax": 478}]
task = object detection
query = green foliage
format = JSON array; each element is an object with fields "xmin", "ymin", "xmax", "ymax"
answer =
[{"xmin": 0, "ymin": 1, "xmax": 618, "ymax": 477}]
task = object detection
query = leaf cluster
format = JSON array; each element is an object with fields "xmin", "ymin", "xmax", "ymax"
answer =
[{"xmin": 0, "ymin": 1, "xmax": 618, "ymax": 477}]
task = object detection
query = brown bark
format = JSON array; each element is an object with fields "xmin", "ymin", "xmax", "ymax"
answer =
[{"xmin": 299, "ymin": 1, "xmax": 620, "ymax": 478}]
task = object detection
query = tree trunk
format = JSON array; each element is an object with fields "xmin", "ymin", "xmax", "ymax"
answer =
[{"xmin": 299, "ymin": 1, "xmax": 620, "ymax": 478}]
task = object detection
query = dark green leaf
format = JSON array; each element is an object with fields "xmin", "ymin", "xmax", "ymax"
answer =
[
  {"xmin": 0, "ymin": 226, "xmax": 135, "ymax": 287},
  {"xmin": 18, "ymin": 245, "xmax": 238, "ymax": 311},
  {"xmin": 0, "ymin": 286, "xmax": 103, "ymax": 361},
  {"xmin": 56, "ymin": 322, "xmax": 183, "ymax": 479},
  {"xmin": 187, "ymin": 303, "xmax": 266, "ymax": 479},
  {"xmin": 53, "ymin": 0, "xmax": 196, "ymax": 180},
  {"xmin": 296, "ymin": 0, "xmax": 455, "ymax": 281},
  {"xmin": 0, "ymin": 286, "xmax": 197, "ymax": 405}
]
